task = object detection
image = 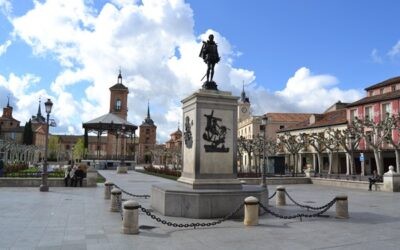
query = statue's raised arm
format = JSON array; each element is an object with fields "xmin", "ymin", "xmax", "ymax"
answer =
[{"xmin": 199, "ymin": 34, "xmax": 220, "ymax": 90}]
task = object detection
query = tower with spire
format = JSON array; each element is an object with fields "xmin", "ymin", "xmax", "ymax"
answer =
[
  {"xmin": 138, "ymin": 101, "xmax": 157, "ymax": 164},
  {"xmin": 0, "ymin": 95, "xmax": 20, "ymax": 131},
  {"xmin": 238, "ymin": 82, "xmax": 251, "ymax": 122},
  {"xmin": 109, "ymin": 70, "xmax": 129, "ymax": 120}
]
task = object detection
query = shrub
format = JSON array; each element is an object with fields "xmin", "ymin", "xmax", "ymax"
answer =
[{"xmin": 144, "ymin": 165, "xmax": 181, "ymax": 177}]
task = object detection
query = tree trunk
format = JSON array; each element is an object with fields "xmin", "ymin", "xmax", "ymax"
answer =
[
  {"xmin": 316, "ymin": 152, "xmax": 323, "ymax": 174},
  {"xmin": 373, "ymin": 149, "xmax": 383, "ymax": 175},
  {"xmin": 328, "ymin": 152, "xmax": 333, "ymax": 174},
  {"xmin": 395, "ymin": 149, "xmax": 400, "ymax": 173},
  {"xmin": 345, "ymin": 152, "xmax": 353, "ymax": 175}
]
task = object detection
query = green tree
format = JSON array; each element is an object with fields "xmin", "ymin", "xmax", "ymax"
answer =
[
  {"xmin": 73, "ymin": 138, "xmax": 85, "ymax": 161},
  {"xmin": 48, "ymin": 135, "xmax": 60, "ymax": 161},
  {"xmin": 22, "ymin": 120, "xmax": 33, "ymax": 145}
]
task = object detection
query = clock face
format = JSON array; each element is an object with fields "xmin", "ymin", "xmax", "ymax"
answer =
[{"xmin": 241, "ymin": 107, "xmax": 247, "ymax": 113}]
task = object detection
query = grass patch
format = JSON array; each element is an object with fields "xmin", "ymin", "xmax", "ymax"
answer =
[
  {"xmin": 136, "ymin": 169, "xmax": 179, "ymax": 181},
  {"xmin": 97, "ymin": 174, "xmax": 106, "ymax": 183}
]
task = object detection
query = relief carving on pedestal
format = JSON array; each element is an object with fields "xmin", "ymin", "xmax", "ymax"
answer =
[{"xmin": 203, "ymin": 110, "xmax": 230, "ymax": 153}]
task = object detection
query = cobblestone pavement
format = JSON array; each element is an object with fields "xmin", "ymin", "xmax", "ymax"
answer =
[{"xmin": 0, "ymin": 170, "xmax": 400, "ymax": 250}]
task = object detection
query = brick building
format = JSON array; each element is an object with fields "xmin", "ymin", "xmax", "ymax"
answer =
[{"xmin": 138, "ymin": 102, "xmax": 157, "ymax": 164}]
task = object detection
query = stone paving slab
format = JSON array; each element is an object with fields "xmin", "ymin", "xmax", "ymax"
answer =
[{"xmin": 0, "ymin": 170, "xmax": 399, "ymax": 249}]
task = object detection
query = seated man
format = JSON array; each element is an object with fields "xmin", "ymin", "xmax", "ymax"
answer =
[
  {"xmin": 74, "ymin": 166, "xmax": 85, "ymax": 187},
  {"xmin": 368, "ymin": 170, "xmax": 381, "ymax": 191}
]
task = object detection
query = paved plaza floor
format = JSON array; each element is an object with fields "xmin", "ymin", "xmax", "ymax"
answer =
[{"xmin": 1, "ymin": 170, "xmax": 400, "ymax": 250}]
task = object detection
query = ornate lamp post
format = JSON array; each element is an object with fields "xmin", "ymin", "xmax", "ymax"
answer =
[
  {"xmin": 260, "ymin": 116, "xmax": 268, "ymax": 188},
  {"xmin": 121, "ymin": 124, "xmax": 126, "ymax": 166},
  {"xmin": 40, "ymin": 98, "xmax": 53, "ymax": 192}
]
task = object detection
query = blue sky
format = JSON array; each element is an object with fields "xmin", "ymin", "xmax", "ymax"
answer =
[{"xmin": 0, "ymin": 0, "xmax": 399, "ymax": 142}]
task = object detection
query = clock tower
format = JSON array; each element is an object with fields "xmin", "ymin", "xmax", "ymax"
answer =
[{"xmin": 238, "ymin": 84, "xmax": 250, "ymax": 122}]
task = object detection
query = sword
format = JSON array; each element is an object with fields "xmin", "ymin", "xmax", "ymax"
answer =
[{"xmin": 201, "ymin": 73, "xmax": 207, "ymax": 81}]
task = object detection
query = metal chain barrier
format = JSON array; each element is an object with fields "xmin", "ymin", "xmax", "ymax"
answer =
[
  {"xmin": 114, "ymin": 184, "xmax": 151, "ymax": 199},
  {"xmin": 268, "ymin": 191, "xmax": 276, "ymax": 200},
  {"xmin": 139, "ymin": 202, "xmax": 244, "ymax": 229},
  {"xmin": 258, "ymin": 197, "xmax": 337, "ymax": 221},
  {"xmin": 284, "ymin": 190, "xmax": 333, "ymax": 210}
]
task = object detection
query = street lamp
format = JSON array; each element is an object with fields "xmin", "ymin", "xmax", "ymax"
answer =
[
  {"xmin": 40, "ymin": 98, "xmax": 53, "ymax": 192},
  {"xmin": 260, "ymin": 116, "xmax": 268, "ymax": 188},
  {"xmin": 121, "ymin": 124, "xmax": 126, "ymax": 167}
]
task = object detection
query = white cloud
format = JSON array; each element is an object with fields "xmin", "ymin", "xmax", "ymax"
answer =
[
  {"xmin": 0, "ymin": 0, "xmax": 11, "ymax": 15},
  {"xmin": 271, "ymin": 67, "xmax": 362, "ymax": 113},
  {"xmin": 5, "ymin": 0, "xmax": 363, "ymax": 142},
  {"xmin": 0, "ymin": 40, "xmax": 11, "ymax": 56},
  {"xmin": 0, "ymin": 72, "xmax": 52, "ymax": 123},
  {"xmin": 388, "ymin": 40, "xmax": 400, "ymax": 58},
  {"xmin": 370, "ymin": 48, "xmax": 383, "ymax": 64}
]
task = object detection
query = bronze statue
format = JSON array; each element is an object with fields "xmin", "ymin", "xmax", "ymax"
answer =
[{"xmin": 199, "ymin": 34, "xmax": 220, "ymax": 90}]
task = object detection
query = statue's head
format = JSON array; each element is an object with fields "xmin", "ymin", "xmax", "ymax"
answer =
[{"xmin": 208, "ymin": 34, "xmax": 214, "ymax": 41}]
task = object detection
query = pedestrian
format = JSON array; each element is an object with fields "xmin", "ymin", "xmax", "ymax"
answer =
[
  {"xmin": 64, "ymin": 166, "xmax": 72, "ymax": 187},
  {"xmin": 69, "ymin": 165, "xmax": 77, "ymax": 187},
  {"xmin": 74, "ymin": 165, "xmax": 85, "ymax": 187},
  {"xmin": 368, "ymin": 170, "xmax": 381, "ymax": 191}
]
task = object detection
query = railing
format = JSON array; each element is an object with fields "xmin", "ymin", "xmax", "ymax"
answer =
[
  {"xmin": 84, "ymin": 155, "xmax": 136, "ymax": 161},
  {"xmin": 3, "ymin": 171, "xmax": 64, "ymax": 178},
  {"xmin": 314, "ymin": 173, "xmax": 381, "ymax": 182}
]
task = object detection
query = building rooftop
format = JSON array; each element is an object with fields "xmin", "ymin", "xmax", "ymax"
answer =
[
  {"xmin": 265, "ymin": 113, "xmax": 312, "ymax": 123},
  {"xmin": 347, "ymin": 90, "xmax": 400, "ymax": 107},
  {"xmin": 279, "ymin": 109, "xmax": 347, "ymax": 132},
  {"xmin": 365, "ymin": 76, "xmax": 400, "ymax": 91}
]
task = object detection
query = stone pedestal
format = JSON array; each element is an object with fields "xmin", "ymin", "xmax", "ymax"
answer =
[
  {"xmin": 151, "ymin": 183, "xmax": 267, "ymax": 219},
  {"xmin": 117, "ymin": 163, "xmax": 128, "ymax": 174},
  {"xmin": 151, "ymin": 88, "xmax": 268, "ymax": 218},
  {"xmin": 86, "ymin": 166, "xmax": 98, "ymax": 187},
  {"xmin": 178, "ymin": 89, "xmax": 241, "ymax": 189},
  {"xmin": 304, "ymin": 168, "xmax": 315, "ymax": 177},
  {"xmin": 383, "ymin": 166, "xmax": 400, "ymax": 192}
]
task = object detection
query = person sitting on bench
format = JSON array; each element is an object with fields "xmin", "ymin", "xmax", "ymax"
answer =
[{"xmin": 368, "ymin": 170, "xmax": 381, "ymax": 191}]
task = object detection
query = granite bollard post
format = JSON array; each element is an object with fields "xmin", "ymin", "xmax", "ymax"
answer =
[
  {"xmin": 104, "ymin": 181, "xmax": 114, "ymax": 200},
  {"xmin": 335, "ymin": 195, "xmax": 348, "ymax": 219},
  {"xmin": 110, "ymin": 188, "xmax": 122, "ymax": 212},
  {"xmin": 383, "ymin": 166, "xmax": 400, "ymax": 192},
  {"xmin": 122, "ymin": 200, "xmax": 140, "ymax": 234},
  {"xmin": 244, "ymin": 196, "xmax": 259, "ymax": 226},
  {"xmin": 85, "ymin": 165, "xmax": 98, "ymax": 187},
  {"xmin": 276, "ymin": 186, "xmax": 286, "ymax": 206}
]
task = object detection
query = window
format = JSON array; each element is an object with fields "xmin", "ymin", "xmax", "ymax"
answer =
[
  {"xmin": 115, "ymin": 99, "xmax": 121, "ymax": 111},
  {"xmin": 365, "ymin": 106, "xmax": 373, "ymax": 121},
  {"xmin": 366, "ymin": 131, "xmax": 373, "ymax": 144},
  {"xmin": 350, "ymin": 109, "xmax": 357, "ymax": 122},
  {"xmin": 279, "ymin": 125, "xmax": 285, "ymax": 129},
  {"xmin": 382, "ymin": 103, "xmax": 391, "ymax": 119},
  {"xmin": 392, "ymin": 85, "xmax": 397, "ymax": 92},
  {"xmin": 368, "ymin": 90, "xmax": 373, "ymax": 96},
  {"xmin": 380, "ymin": 88, "xmax": 384, "ymax": 94}
]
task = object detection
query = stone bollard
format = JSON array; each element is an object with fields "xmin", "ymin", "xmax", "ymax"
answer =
[
  {"xmin": 335, "ymin": 195, "xmax": 349, "ymax": 219},
  {"xmin": 86, "ymin": 166, "xmax": 98, "ymax": 187},
  {"xmin": 383, "ymin": 165, "xmax": 400, "ymax": 192},
  {"xmin": 244, "ymin": 196, "xmax": 259, "ymax": 226},
  {"xmin": 110, "ymin": 188, "xmax": 122, "ymax": 212},
  {"xmin": 104, "ymin": 181, "xmax": 114, "ymax": 200},
  {"xmin": 276, "ymin": 186, "xmax": 286, "ymax": 206},
  {"xmin": 122, "ymin": 200, "xmax": 140, "ymax": 234}
]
